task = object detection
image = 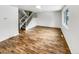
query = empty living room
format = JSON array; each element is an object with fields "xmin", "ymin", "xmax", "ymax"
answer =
[{"xmin": 0, "ymin": 5, "xmax": 79, "ymax": 54}]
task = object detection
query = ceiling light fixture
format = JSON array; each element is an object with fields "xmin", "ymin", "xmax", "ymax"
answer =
[{"xmin": 36, "ymin": 5, "xmax": 41, "ymax": 9}]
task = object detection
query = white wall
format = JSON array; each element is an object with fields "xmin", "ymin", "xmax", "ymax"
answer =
[
  {"xmin": 26, "ymin": 11, "xmax": 61, "ymax": 30},
  {"xmin": 0, "ymin": 5, "xmax": 18, "ymax": 41},
  {"xmin": 61, "ymin": 5, "xmax": 79, "ymax": 53},
  {"xmin": 26, "ymin": 18, "xmax": 37, "ymax": 30},
  {"xmin": 36, "ymin": 11, "xmax": 61, "ymax": 28}
]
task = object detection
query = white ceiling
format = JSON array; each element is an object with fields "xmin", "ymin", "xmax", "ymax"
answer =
[{"xmin": 13, "ymin": 5, "xmax": 64, "ymax": 12}]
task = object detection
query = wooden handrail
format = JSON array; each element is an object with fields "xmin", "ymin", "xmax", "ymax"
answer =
[{"xmin": 20, "ymin": 12, "xmax": 34, "ymax": 29}]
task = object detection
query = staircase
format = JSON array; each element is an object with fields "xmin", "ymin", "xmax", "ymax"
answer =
[{"xmin": 18, "ymin": 9, "xmax": 34, "ymax": 33}]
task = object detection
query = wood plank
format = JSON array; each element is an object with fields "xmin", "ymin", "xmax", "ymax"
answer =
[{"xmin": 0, "ymin": 26, "xmax": 71, "ymax": 54}]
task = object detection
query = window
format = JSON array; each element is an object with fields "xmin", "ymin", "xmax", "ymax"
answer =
[
  {"xmin": 62, "ymin": 8, "xmax": 69, "ymax": 29},
  {"xmin": 64, "ymin": 9, "xmax": 69, "ymax": 25}
]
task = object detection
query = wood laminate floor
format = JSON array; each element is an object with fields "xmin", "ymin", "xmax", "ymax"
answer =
[{"xmin": 0, "ymin": 26, "xmax": 71, "ymax": 54}]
